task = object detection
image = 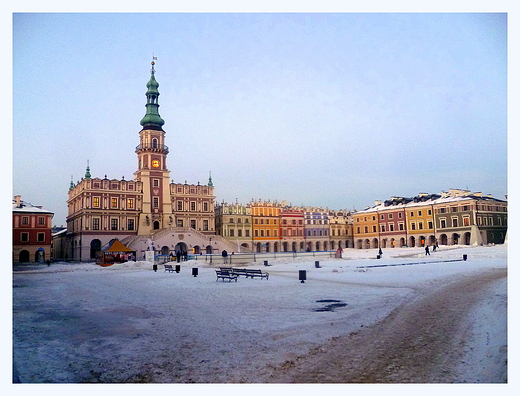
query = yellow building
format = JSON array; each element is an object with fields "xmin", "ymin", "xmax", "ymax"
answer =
[
  {"xmin": 353, "ymin": 202, "xmax": 381, "ymax": 249},
  {"xmin": 404, "ymin": 193, "xmax": 438, "ymax": 247}
]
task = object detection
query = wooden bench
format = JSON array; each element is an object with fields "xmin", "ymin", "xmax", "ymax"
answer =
[
  {"xmin": 231, "ymin": 268, "xmax": 249, "ymax": 277},
  {"xmin": 216, "ymin": 270, "xmax": 238, "ymax": 282},
  {"xmin": 245, "ymin": 269, "xmax": 269, "ymax": 280},
  {"xmin": 164, "ymin": 264, "xmax": 175, "ymax": 273}
]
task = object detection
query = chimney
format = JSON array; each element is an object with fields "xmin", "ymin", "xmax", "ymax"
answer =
[{"xmin": 14, "ymin": 195, "xmax": 21, "ymax": 207}]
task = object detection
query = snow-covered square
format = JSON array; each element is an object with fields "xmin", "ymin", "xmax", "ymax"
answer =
[{"xmin": 12, "ymin": 244, "xmax": 507, "ymax": 384}]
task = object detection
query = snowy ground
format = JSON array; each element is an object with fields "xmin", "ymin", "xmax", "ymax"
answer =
[{"xmin": 11, "ymin": 244, "xmax": 510, "ymax": 392}]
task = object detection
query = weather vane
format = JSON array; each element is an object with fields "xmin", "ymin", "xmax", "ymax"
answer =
[{"xmin": 151, "ymin": 53, "xmax": 157, "ymax": 73}]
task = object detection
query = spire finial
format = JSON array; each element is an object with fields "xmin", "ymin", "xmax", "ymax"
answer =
[
  {"xmin": 151, "ymin": 54, "xmax": 157, "ymax": 74},
  {"xmin": 208, "ymin": 171, "xmax": 213, "ymax": 187}
]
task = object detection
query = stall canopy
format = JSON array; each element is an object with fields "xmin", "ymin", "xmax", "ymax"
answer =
[{"xmin": 96, "ymin": 239, "xmax": 135, "ymax": 266}]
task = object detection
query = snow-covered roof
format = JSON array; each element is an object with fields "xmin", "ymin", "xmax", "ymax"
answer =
[{"xmin": 12, "ymin": 198, "xmax": 53, "ymax": 215}]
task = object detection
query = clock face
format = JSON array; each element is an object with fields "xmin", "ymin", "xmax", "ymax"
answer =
[{"xmin": 152, "ymin": 160, "xmax": 160, "ymax": 168}]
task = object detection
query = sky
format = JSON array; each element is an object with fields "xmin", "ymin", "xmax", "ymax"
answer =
[{"xmin": 10, "ymin": 7, "xmax": 511, "ymax": 226}]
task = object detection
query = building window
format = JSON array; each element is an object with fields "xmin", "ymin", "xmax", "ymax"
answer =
[
  {"xmin": 399, "ymin": 223, "xmax": 405, "ymax": 231},
  {"xmin": 410, "ymin": 212, "xmax": 414, "ymax": 217},
  {"xmin": 111, "ymin": 218, "xmax": 118, "ymax": 230},
  {"xmin": 111, "ymin": 198, "xmax": 118, "ymax": 208},
  {"xmin": 128, "ymin": 219, "xmax": 135, "ymax": 231},
  {"xmin": 127, "ymin": 199, "xmax": 134, "ymax": 209},
  {"xmin": 452, "ymin": 218, "xmax": 458, "ymax": 227},
  {"xmin": 418, "ymin": 222, "xmax": 423, "ymax": 230},
  {"xmin": 389, "ymin": 224, "xmax": 394, "ymax": 231},
  {"xmin": 191, "ymin": 202, "xmax": 196, "ymax": 211},
  {"xmin": 428, "ymin": 221, "xmax": 433, "ymax": 229},
  {"xmin": 229, "ymin": 229, "xmax": 235, "ymax": 237},
  {"xmin": 372, "ymin": 225, "xmax": 377, "ymax": 232},
  {"xmin": 92, "ymin": 218, "xmax": 100, "ymax": 230},
  {"xmin": 177, "ymin": 201, "xmax": 183, "ymax": 211},
  {"xmin": 440, "ymin": 219, "xmax": 446, "ymax": 228},
  {"xmin": 22, "ymin": 216, "xmax": 29, "ymax": 225},
  {"xmin": 153, "ymin": 179, "xmax": 159, "ymax": 187},
  {"xmin": 203, "ymin": 202, "xmax": 209, "ymax": 211},
  {"xmin": 21, "ymin": 232, "xmax": 29, "ymax": 242},
  {"xmin": 191, "ymin": 219, "xmax": 196, "ymax": 229},
  {"xmin": 389, "ymin": 213, "xmax": 393, "ymax": 219},
  {"xmin": 463, "ymin": 217, "xmax": 470, "ymax": 226},
  {"xmin": 245, "ymin": 230, "xmax": 250, "ymax": 237},
  {"xmin": 177, "ymin": 219, "xmax": 184, "ymax": 227},
  {"xmin": 38, "ymin": 217, "xmax": 45, "ymax": 225},
  {"xmin": 411, "ymin": 223, "xmax": 416, "ymax": 230},
  {"xmin": 37, "ymin": 233, "xmax": 45, "ymax": 242},
  {"xmin": 153, "ymin": 197, "xmax": 159, "ymax": 208},
  {"xmin": 238, "ymin": 229, "xmax": 242, "ymax": 237},
  {"xmin": 93, "ymin": 197, "xmax": 100, "ymax": 207}
]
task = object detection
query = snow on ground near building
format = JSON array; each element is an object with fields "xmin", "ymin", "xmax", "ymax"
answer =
[{"xmin": 12, "ymin": 244, "xmax": 510, "ymax": 389}]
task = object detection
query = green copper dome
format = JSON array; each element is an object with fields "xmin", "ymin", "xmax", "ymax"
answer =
[{"xmin": 140, "ymin": 61, "xmax": 165, "ymax": 129}]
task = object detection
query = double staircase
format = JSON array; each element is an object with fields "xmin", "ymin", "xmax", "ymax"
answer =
[{"xmin": 120, "ymin": 227, "xmax": 240, "ymax": 254}]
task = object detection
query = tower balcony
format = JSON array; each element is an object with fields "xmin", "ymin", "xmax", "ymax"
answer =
[{"xmin": 135, "ymin": 143, "xmax": 169, "ymax": 154}]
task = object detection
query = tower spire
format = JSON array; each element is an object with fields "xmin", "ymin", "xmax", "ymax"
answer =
[
  {"xmin": 208, "ymin": 171, "xmax": 213, "ymax": 187},
  {"xmin": 140, "ymin": 57, "xmax": 165, "ymax": 130},
  {"xmin": 85, "ymin": 160, "xmax": 91, "ymax": 179}
]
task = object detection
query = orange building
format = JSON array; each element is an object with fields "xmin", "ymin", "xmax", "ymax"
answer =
[{"xmin": 251, "ymin": 200, "xmax": 281, "ymax": 252}]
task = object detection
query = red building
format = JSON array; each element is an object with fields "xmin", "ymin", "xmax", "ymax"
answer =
[
  {"xmin": 13, "ymin": 195, "xmax": 54, "ymax": 263},
  {"xmin": 280, "ymin": 206, "xmax": 305, "ymax": 252}
]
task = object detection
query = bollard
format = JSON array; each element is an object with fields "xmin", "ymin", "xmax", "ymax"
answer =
[
  {"xmin": 315, "ymin": 261, "xmax": 320, "ymax": 268},
  {"xmin": 377, "ymin": 254, "xmax": 381, "ymax": 259},
  {"xmin": 264, "ymin": 260, "xmax": 269, "ymax": 267},
  {"xmin": 153, "ymin": 264, "xmax": 157, "ymax": 272},
  {"xmin": 463, "ymin": 254, "xmax": 467, "ymax": 261},
  {"xmin": 299, "ymin": 270, "xmax": 306, "ymax": 283},
  {"xmin": 192, "ymin": 268, "xmax": 198, "ymax": 277},
  {"xmin": 175, "ymin": 265, "xmax": 180, "ymax": 273}
]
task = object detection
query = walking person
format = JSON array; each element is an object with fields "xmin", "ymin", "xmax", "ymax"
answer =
[
  {"xmin": 425, "ymin": 245, "xmax": 430, "ymax": 255},
  {"xmin": 222, "ymin": 249, "xmax": 228, "ymax": 264}
]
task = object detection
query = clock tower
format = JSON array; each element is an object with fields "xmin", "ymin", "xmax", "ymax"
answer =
[{"xmin": 134, "ymin": 59, "xmax": 174, "ymax": 235}]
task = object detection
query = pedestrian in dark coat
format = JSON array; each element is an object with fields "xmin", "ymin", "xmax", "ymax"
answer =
[{"xmin": 425, "ymin": 245, "xmax": 430, "ymax": 255}]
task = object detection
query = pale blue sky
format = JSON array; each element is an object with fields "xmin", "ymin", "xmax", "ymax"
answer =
[{"xmin": 12, "ymin": 11, "xmax": 508, "ymax": 225}]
